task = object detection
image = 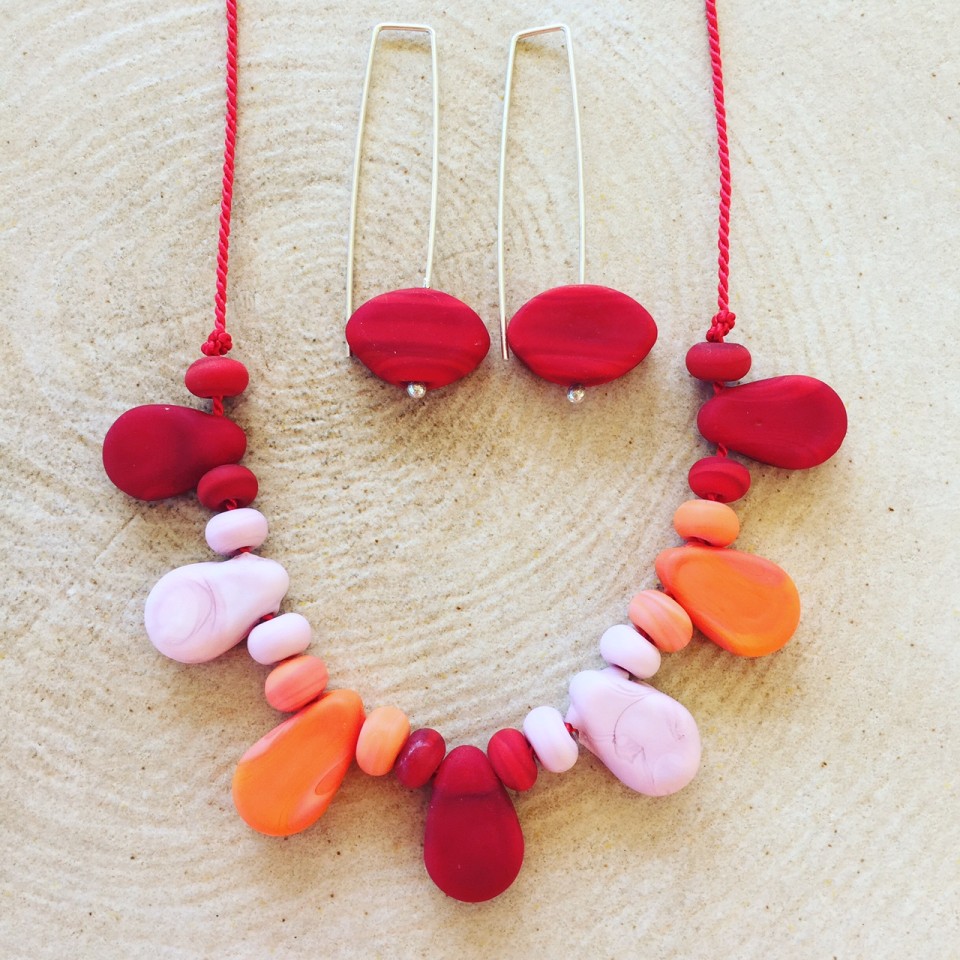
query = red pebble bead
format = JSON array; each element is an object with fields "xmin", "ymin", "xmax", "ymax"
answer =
[
  {"xmin": 507, "ymin": 284, "xmax": 657, "ymax": 387},
  {"xmin": 197, "ymin": 464, "xmax": 259, "ymax": 510},
  {"xmin": 698, "ymin": 375, "xmax": 847, "ymax": 469},
  {"xmin": 487, "ymin": 728, "xmax": 538, "ymax": 792},
  {"xmin": 103, "ymin": 404, "xmax": 246, "ymax": 501},
  {"xmin": 184, "ymin": 356, "xmax": 250, "ymax": 398},
  {"xmin": 346, "ymin": 288, "xmax": 490, "ymax": 392},
  {"xmin": 394, "ymin": 728, "xmax": 446, "ymax": 789},
  {"xmin": 424, "ymin": 745, "xmax": 524, "ymax": 903},
  {"xmin": 688, "ymin": 455, "xmax": 751, "ymax": 503},
  {"xmin": 685, "ymin": 341, "xmax": 752, "ymax": 382}
]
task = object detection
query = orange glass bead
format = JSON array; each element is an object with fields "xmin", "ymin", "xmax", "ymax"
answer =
[
  {"xmin": 232, "ymin": 689, "xmax": 364, "ymax": 837},
  {"xmin": 673, "ymin": 499, "xmax": 740, "ymax": 546},
  {"xmin": 655, "ymin": 544, "xmax": 800, "ymax": 657},
  {"xmin": 356, "ymin": 705, "xmax": 411, "ymax": 777},
  {"xmin": 627, "ymin": 589, "xmax": 694, "ymax": 653},
  {"xmin": 264, "ymin": 654, "xmax": 329, "ymax": 712}
]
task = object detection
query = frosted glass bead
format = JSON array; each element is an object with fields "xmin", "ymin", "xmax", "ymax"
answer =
[
  {"xmin": 205, "ymin": 507, "xmax": 268, "ymax": 555},
  {"xmin": 599, "ymin": 623, "xmax": 661, "ymax": 678},
  {"xmin": 247, "ymin": 612, "xmax": 311, "ymax": 665},
  {"xmin": 522, "ymin": 705, "xmax": 578, "ymax": 773}
]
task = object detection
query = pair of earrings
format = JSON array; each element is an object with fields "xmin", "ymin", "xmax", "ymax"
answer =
[{"xmin": 344, "ymin": 23, "xmax": 658, "ymax": 403}]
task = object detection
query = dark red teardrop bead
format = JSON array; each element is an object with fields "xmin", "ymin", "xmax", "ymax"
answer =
[
  {"xmin": 394, "ymin": 728, "xmax": 446, "ymax": 789},
  {"xmin": 688, "ymin": 456, "xmax": 751, "ymax": 503},
  {"xmin": 685, "ymin": 341, "xmax": 751, "ymax": 382},
  {"xmin": 346, "ymin": 288, "xmax": 490, "ymax": 391},
  {"xmin": 697, "ymin": 375, "xmax": 847, "ymax": 469},
  {"xmin": 197, "ymin": 464, "xmax": 258, "ymax": 511},
  {"xmin": 487, "ymin": 728, "xmax": 538, "ymax": 792},
  {"xmin": 423, "ymin": 745, "xmax": 524, "ymax": 902},
  {"xmin": 184, "ymin": 356, "xmax": 249, "ymax": 398},
  {"xmin": 103, "ymin": 404, "xmax": 246, "ymax": 501},
  {"xmin": 506, "ymin": 284, "xmax": 657, "ymax": 387}
]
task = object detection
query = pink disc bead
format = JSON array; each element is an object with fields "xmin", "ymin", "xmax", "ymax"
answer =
[
  {"xmin": 522, "ymin": 706, "xmax": 578, "ymax": 773},
  {"xmin": 185, "ymin": 355, "xmax": 250, "ymax": 398},
  {"xmin": 264, "ymin": 654, "xmax": 329, "ymax": 712},
  {"xmin": 599, "ymin": 623, "xmax": 661, "ymax": 678},
  {"xmin": 673, "ymin": 499, "xmax": 740, "ymax": 546},
  {"xmin": 205, "ymin": 507, "xmax": 268, "ymax": 555},
  {"xmin": 197, "ymin": 464, "xmax": 259, "ymax": 511},
  {"xmin": 688, "ymin": 455, "xmax": 751, "ymax": 503},
  {"xmin": 395, "ymin": 728, "xmax": 447, "ymax": 789},
  {"xmin": 246, "ymin": 612, "xmax": 311, "ymax": 665},
  {"xmin": 487, "ymin": 728, "xmax": 538, "ymax": 792},
  {"xmin": 356, "ymin": 706, "xmax": 411, "ymax": 776},
  {"xmin": 685, "ymin": 341, "xmax": 752, "ymax": 382},
  {"xmin": 628, "ymin": 589, "xmax": 694, "ymax": 653}
]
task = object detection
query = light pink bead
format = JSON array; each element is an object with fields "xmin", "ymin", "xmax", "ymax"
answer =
[
  {"xmin": 599, "ymin": 623, "xmax": 661, "ymax": 679},
  {"xmin": 247, "ymin": 612, "xmax": 312, "ymax": 665},
  {"xmin": 566, "ymin": 667, "xmax": 701, "ymax": 796},
  {"xmin": 205, "ymin": 507, "xmax": 268, "ymax": 555},
  {"xmin": 522, "ymin": 705, "xmax": 578, "ymax": 773}
]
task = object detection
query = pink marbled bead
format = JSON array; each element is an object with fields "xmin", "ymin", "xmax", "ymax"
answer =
[{"xmin": 247, "ymin": 612, "xmax": 312, "ymax": 665}]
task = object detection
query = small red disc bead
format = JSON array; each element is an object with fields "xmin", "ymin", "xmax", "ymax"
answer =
[
  {"xmin": 688, "ymin": 455, "xmax": 751, "ymax": 503},
  {"xmin": 685, "ymin": 341, "xmax": 751, "ymax": 382},
  {"xmin": 394, "ymin": 728, "xmax": 446, "ymax": 789},
  {"xmin": 185, "ymin": 356, "xmax": 250, "ymax": 398},
  {"xmin": 487, "ymin": 728, "xmax": 538, "ymax": 791},
  {"xmin": 197, "ymin": 463, "xmax": 259, "ymax": 511}
]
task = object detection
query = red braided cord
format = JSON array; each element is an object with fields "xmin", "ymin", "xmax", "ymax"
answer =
[
  {"xmin": 705, "ymin": 0, "xmax": 736, "ymax": 344},
  {"xmin": 202, "ymin": 0, "xmax": 238, "ymax": 359}
]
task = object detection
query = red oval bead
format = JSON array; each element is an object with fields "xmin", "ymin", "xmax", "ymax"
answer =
[
  {"xmin": 688, "ymin": 456, "xmax": 751, "ymax": 503},
  {"xmin": 184, "ymin": 356, "xmax": 249, "ymax": 398},
  {"xmin": 487, "ymin": 728, "xmax": 538, "ymax": 792},
  {"xmin": 346, "ymin": 288, "xmax": 490, "ymax": 391},
  {"xmin": 698, "ymin": 375, "xmax": 847, "ymax": 469},
  {"xmin": 197, "ymin": 464, "xmax": 259, "ymax": 511},
  {"xmin": 103, "ymin": 404, "xmax": 246, "ymax": 501},
  {"xmin": 394, "ymin": 728, "xmax": 446, "ymax": 789},
  {"xmin": 506, "ymin": 284, "xmax": 657, "ymax": 387},
  {"xmin": 424, "ymin": 745, "xmax": 524, "ymax": 902},
  {"xmin": 685, "ymin": 341, "xmax": 751, "ymax": 382}
]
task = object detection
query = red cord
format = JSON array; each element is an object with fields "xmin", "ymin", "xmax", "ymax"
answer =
[
  {"xmin": 705, "ymin": 0, "xmax": 736, "ymax": 344},
  {"xmin": 201, "ymin": 0, "xmax": 239, "ymax": 359}
]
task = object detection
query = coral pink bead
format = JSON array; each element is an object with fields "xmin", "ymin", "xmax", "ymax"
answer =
[
  {"xmin": 688, "ymin": 455, "xmax": 751, "ymax": 503},
  {"xmin": 197, "ymin": 464, "xmax": 259, "ymax": 511},
  {"xmin": 264, "ymin": 655, "xmax": 329, "ymax": 712},
  {"xmin": 522, "ymin": 706, "xmax": 578, "ymax": 773},
  {"xmin": 246, "ymin": 612, "xmax": 312, "ymax": 665},
  {"xmin": 628, "ymin": 589, "xmax": 694, "ymax": 653},
  {"xmin": 673, "ymin": 499, "xmax": 740, "ymax": 546},
  {"xmin": 599, "ymin": 623, "xmax": 661, "ymax": 678},
  {"xmin": 685, "ymin": 341, "xmax": 752, "ymax": 382},
  {"xmin": 395, "ymin": 728, "xmax": 446, "ymax": 789},
  {"xmin": 205, "ymin": 507, "xmax": 268, "ymax": 555},
  {"xmin": 356, "ymin": 706, "xmax": 411, "ymax": 776},
  {"xmin": 487, "ymin": 728, "xmax": 538, "ymax": 792},
  {"xmin": 184, "ymin": 355, "xmax": 250, "ymax": 398}
]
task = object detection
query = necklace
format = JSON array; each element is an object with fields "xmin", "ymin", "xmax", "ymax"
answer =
[{"xmin": 101, "ymin": 1, "xmax": 847, "ymax": 904}]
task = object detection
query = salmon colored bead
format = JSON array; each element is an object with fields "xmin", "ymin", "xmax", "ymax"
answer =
[
  {"xmin": 356, "ymin": 706, "xmax": 411, "ymax": 776},
  {"xmin": 628, "ymin": 589, "xmax": 694, "ymax": 653},
  {"xmin": 673, "ymin": 499, "xmax": 740, "ymax": 546},
  {"xmin": 264, "ymin": 654, "xmax": 329, "ymax": 712},
  {"xmin": 395, "ymin": 728, "xmax": 446, "ymax": 788}
]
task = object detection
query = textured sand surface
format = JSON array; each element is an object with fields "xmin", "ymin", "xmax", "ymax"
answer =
[{"xmin": 1, "ymin": 2, "xmax": 958, "ymax": 958}]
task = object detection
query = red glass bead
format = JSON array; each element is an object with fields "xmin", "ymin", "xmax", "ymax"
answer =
[
  {"xmin": 394, "ymin": 728, "xmax": 446, "ymax": 789},
  {"xmin": 184, "ymin": 355, "xmax": 249, "ymax": 398},
  {"xmin": 688, "ymin": 456, "xmax": 751, "ymax": 503},
  {"xmin": 346, "ymin": 288, "xmax": 490, "ymax": 392},
  {"xmin": 103, "ymin": 404, "xmax": 246, "ymax": 501},
  {"xmin": 685, "ymin": 341, "xmax": 751, "ymax": 382},
  {"xmin": 698, "ymin": 375, "xmax": 847, "ymax": 469},
  {"xmin": 487, "ymin": 728, "xmax": 538, "ymax": 792},
  {"xmin": 197, "ymin": 464, "xmax": 258, "ymax": 511},
  {"xmin": 506, "ymin": 284, "xmax": 657, "ymax": 387},
  {"xmin": 423, "ymin": 745, "xmax": 524, "ymax": 903}
]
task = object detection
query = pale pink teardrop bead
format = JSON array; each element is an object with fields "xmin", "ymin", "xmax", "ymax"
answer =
[
  {"xmin": 599, "ymin": 623, "xmax": 661, "ymax": 679},
  {"xmin": 247, "ymin": 612, "xmax": 312, "ymax": 665},
  {"xmin": 205, "ymin": 507, "xmax": 268, "ymax": 555},
  {"xmin": 144, "ymin": 553, "xmax": 289, "ymax": 663},
  {"xmin": 628, "ymin": 589, "xmax": 694, "ymax": 653},
  {"xmin": 522, "ymin": 705, "xmax": 578, "ymax": 773}
]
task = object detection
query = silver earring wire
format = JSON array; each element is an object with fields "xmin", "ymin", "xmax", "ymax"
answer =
[
  {"xmin": 345, "ymin": 23, "xmax": 439, "ymax": 355},
  {"xmin": 497, "ymin": 24, "xmax": 585, "ymax": 360}
]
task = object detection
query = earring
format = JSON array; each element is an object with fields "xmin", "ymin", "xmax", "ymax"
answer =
[
  {"xmin": 345, "ymin": 24, "xmax": 489, "ymax": 399},
  {"xmin": 498, "ymin": 25, "xmax": 657, "ymax": 403}
]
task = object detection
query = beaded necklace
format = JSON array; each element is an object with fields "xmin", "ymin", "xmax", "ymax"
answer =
[{"xmin": 102, "ymin": 1, "xmax": 847, "ymax": 903}]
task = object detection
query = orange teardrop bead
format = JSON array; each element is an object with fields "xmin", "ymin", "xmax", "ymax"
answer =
[
  {"xmin": 655, "ymin": 544, "xmax": 800, "ymax": 657},
  {"xmin": 232, "ymin": 689, "xmax": 364, "ymax": 836}
]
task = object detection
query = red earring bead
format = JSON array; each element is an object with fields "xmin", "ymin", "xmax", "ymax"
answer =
[
  {"xmin": 197, "ymin": 463, "xmax": 259, "ymax": 511},
  {"xmin": 688, "ymin": 455, "xmax": 751, "ymax": 502},
  {"xmin": 685, "ymin": 341, "xmax": 751, "ymax": 382},
  {"xmin": 185, "ymin": 355, "xmax": 250, "ymax": 398}
]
